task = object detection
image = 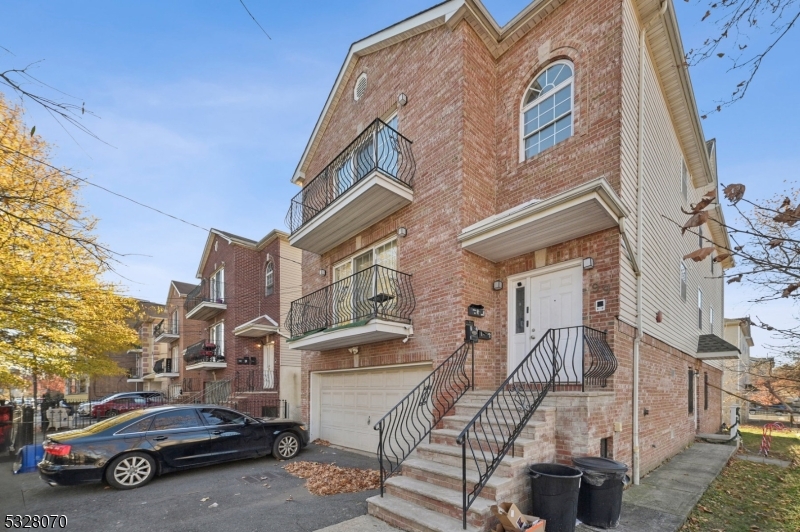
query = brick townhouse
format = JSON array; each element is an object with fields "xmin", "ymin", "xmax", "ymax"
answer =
[
  {"xmin": 145, "ymin": 281, "xmax": 205, "ymax": 399},
  {"xmin": 127, "ymin": 301, "xmax": 168, "ymax": 395},
  {"xmin": 284, "ymin": 0, "xmax": 744, "ymax": 529},
  {"xmin": 184, "ymin": 229, "xmax": 302, "ymax": 419}
]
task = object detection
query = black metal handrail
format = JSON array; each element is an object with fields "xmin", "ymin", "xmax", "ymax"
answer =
[
  {"xmin": 183, "ymin": 340, "xmax": 223, "ymax": 364},
  {"xmin": 285, "ymin": 118, "xmax": 415, "ymax": 234},
  {"xmin": 234, "ymin": 369, "xmax": 276, "ymax": 392},
  {"xmin": 455, "ymin": 326, "xmax": 616, "ymax": 529},
  {"xmin": 285, "ymin": 265, "xmax": 414, "ymax": 338},
  {"xmin": 373, "ymin": 341, "xmax": 474, "ymax": 496},
  {"xmin": 153, "ymin": 358, "xmax": 177, "ymax": 374},
  {"xmin": 154, "ymin": 320, "xmax": 179, "ymax": 338},
  {"xmin": 184, "ymin": 279, "xmax": 226, "ymax": 314}
]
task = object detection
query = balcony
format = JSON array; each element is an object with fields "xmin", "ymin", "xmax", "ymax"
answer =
[
  {"xmin": 286, "ymin": 119, "xmax": 415, "ymax": 255},
  {"xmin": 153, "ymin": 358, "xmax": 180, "ymax": 378},
  {"xmin": 286, "ymin": 265, "xmax": 414, "ymax": 351},
  {"xmin": 184, "ymin": 340, "xmax": 226, "ymax": 371},
  {"xmin": 184, "ymin": 280, "xmax": 227, "ymax": 321},
  {"xmin": 153, "ymin": 320, "xmax": 179, "ymax": 343},
  {"xmin": 126, "ymin": 367, "xmax": 143, "ymax": 383}
]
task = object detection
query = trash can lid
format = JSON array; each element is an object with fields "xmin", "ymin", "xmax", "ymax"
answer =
[{"xmin": 572, "ymin": 456, "xmax": 628, "ymax": 473}]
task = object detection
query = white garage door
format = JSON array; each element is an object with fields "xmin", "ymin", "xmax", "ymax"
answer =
[{"xmin": 315, "ymin": 364, "xmax": 432, "ymax": 454}]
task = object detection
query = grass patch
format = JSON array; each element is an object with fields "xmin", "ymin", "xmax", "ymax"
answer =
[{"xmin": 681, "ymin": 425, "xmax": 800, "ymax": 531}]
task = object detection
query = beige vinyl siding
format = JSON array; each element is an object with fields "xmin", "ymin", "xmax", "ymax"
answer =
[
  {"xmin": 630, "ymin": 14, "xmax": 724, "ymax": 358},
  {"xmin": 617, "ymin": 0, "xmax": 641, "ymax": 325},
  {"xmin": 279, "ymin": 240, "xmax": 303, "ymax": 367}
]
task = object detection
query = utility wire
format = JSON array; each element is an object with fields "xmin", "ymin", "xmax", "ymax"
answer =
[{"xmin": 237, "ymin": 0, "xmax": 272, "ymax": 40}]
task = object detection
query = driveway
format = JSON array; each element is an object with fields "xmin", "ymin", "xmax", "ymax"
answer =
[{"xmin": 0, "ymin": 444, "xmax": 378, "ymax": 531}]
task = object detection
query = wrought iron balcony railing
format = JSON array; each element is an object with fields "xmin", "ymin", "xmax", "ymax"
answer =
[
  {"xmin": 285, "ymin": 118, "xmax": 415, "ymax": 234},
  {"xmin": 183, "ymin": 340, "xmax": 225, "ymax": 365},
  {"xmin": 153, "ymin": 358, "xmax": 177, "ymax": 374},
  {"xmin": 285, "ymin": 265, "xmax": 414, "ymax": 338},
  {"xmin": 184, "ymin": 279, "xmax": 226, "ymax": 315},
  {"xmin": 233, "ymin": 369, "xmax": 277, "ymax": 393},
  {"xmin": 154, "ymin": 320, "xmax": 179, "ymax": 338}
]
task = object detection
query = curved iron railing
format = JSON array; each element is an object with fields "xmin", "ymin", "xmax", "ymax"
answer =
[
  {"xmin": 285, "ymin": 265, "xmax": 414, "ymax": 338},
  {"xmin": 184, "ymin": 279, "xmax": 226, "ymax": 315},
  {"xmin": 455, "ymin": 326, "xmax": 615, "ymax": 528},
  {"xmin": 285, "ymin": 118, "xmax": 415, "ymax": 234},
  {"xmin": 183, "ymin": 340, "xmax": 223, "ymax": 364},
  {"xmin": 373, "ymin": 341, "xmax": 475, "ymax": 496}
]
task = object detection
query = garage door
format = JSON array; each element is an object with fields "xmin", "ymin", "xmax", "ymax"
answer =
[{"xmin": 315, "ymin": 365, "xmax": 432, "ymax": 454}]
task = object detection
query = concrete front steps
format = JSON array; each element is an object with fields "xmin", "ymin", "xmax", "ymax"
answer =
[{"xmin": 367, "ymin": 390, "xmax": 556, "ymax": 532}]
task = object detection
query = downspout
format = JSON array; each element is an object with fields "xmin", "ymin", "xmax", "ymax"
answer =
[{"xmin": 633, "ymin": 0, "xmax": 667, "ymax": 486}]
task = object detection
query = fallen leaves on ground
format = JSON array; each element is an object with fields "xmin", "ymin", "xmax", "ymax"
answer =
[
  {"xmin": 312, "ymin": 439, "xmax": 331, "ymax": 446},
  {"xmin": 283, "ymin": 461, "xmax": 380, "ymax": 496}
]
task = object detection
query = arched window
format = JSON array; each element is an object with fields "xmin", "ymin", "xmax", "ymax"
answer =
[
  {"xmin": 521, "ymin": 61, "xmax": 574, "ymax": 159},
  {"xmin": 265, "ymin": 262, "xmax": 274, "ymax": 296}
]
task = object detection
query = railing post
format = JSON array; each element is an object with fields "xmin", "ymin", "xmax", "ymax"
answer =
[
  {"xmin": 378, "ymin": 421, "xmax": 385, "ymax": 497},
  {"xmin": 462, "ymin": 440, "xmax": 467, "ymax": 530},
  {"xmin": 373, "ymin": 266, "xmax": 378, "ymax": 318},
  {"xmin": 471, "ymin": 341, "xmax": 475, "ymax": 391},
  {"xmin": 581, "ymin": 327, "xmax": 586, "ymax": 392}
]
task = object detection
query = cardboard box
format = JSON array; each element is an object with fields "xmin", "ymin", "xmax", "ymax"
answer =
[{"xmin": 491, "ymin": 502, "xmax": 546, "ymax": 532}]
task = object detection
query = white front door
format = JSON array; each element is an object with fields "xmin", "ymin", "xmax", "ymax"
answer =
[
  {"xmin": 509, "ymin": 264, "xmax": 583, "ymax": 380},
  {"xmin": 263, "ymin": 344, "xmax": 275, "ymax": 390}
]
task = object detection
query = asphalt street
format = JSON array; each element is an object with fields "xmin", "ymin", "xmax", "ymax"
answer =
[{"xmin": 0, "ymin": 443, "xmax": 378, "ymax": 532}]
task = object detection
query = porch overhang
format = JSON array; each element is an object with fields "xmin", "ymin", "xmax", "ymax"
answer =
[
  {"xmin": 155, "ymin": 372, "xmax": 180, "ymax": 379},
  {"xmin": 233, "ymin": 315, "xmax": 280, "ymax": 338},
  {"xmin": 185, "ymin": 361, "xmax": 227, "ymax": 371},
  {"xmin": 185, "ymin": 301, "xmax": 226, "ymax": 321},
  {"xmin": 458, "ymin": 178, "xmax": 627, "ymax": 262},
  {"xmin": 287, "ymin": 319, "xmax": 413, "ymax": 352},
  {"xmin": 696, "ymin": 334, "xmax": 740, "ymax": 360},
  {"xmin": 289, "ymin": 171, "xmax": 413, "ymax": 255}
]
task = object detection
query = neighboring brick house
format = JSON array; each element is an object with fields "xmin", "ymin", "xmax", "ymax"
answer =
[
  {"xmin": 722, "ymin": 317, "xmax": 753, "ymax": 424},
  {"xmin": 129, "ymin": 300, "xmax": 169, "ymax": 395},
  {"xmin": 283, "ymin": 0, "xmax": 741, "ymax": 529},
  {"xmin": 185, "ymin": 229, "xmax": 302, "ymax": 419},
  {"xmin": 148, "ymin": 281, "xmax": 205, "ymax": 399}
]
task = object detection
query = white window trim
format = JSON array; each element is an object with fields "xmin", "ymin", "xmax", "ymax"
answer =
[
  {"xmin": 265, "ymin": 262, "xmax": 274, "ymax": 296},
  {"xmin": 519, "ymin": 60, "xmax": 574, "ymax": 162},
  {"xmin": 680, "ymin": 262, "xmax": 687, "ymax": 302},
  {"xmin": 697, "ymin": 288, "xmax": 703, "ymax": 329},
  {"xmin": 210, "ymin": 266, "xmax": 225, "ymax": 301},
  {"xmin": 333, "ymin": 236, "xmax": 399, "ymax": 276}
]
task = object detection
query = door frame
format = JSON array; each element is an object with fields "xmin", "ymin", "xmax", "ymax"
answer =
[
  {"xmin": 506, "ymin": 258, "xmax": 584, "ymax": 377},
  {"xmin": 308, "ymin": 362, "xmax": 432, "ymax": 443}
]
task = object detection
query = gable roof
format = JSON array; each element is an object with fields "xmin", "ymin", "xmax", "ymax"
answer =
[
  {"xmin": 171, "ymin": 281, "xmax": 198, "ymax": 296},
  {"xmin": 194, "ymin": 228, "xmax": 289, "ymax": 279},
  {"xmin": 291, "ymin": 0, "xmax": 714, "ymax": 191}
]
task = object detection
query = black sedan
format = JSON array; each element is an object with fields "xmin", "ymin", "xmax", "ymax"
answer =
[{"xmin": 38, "ymin": 405, "xmax": 309, "ymax": 489}]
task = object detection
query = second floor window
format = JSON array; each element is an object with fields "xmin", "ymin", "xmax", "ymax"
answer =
[
  {"xmin": 265, "ymin": 262, "xmax": 274, "ymax": 296},
  {"xmin": 170, "ymin": 309, "xmax": 179, "ymax": 334},
  {"xmin": 210, "ymin": 322, "xmax": 224, "ymax": 356},
  {"xmin": 697, "ymin": 288, "xmax": 703, "ymax": 329},
  {"xmin": 680, "ymin": 262, "xmax": 687, "ymax": 301},
  {"xmin": 521, "ymin": 61, "xmax": 573, "ymax": 159}
]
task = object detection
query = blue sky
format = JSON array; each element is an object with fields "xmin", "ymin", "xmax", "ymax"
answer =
[{"xmin": 3, "ymin": 0, "xmax": 799, "ymax": 357}]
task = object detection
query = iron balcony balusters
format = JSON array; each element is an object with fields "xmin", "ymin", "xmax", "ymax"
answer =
[
  {"xmin": 183, "ymin": 340, "xmax": 223, "ymax": 365},
  {"xmin": 373, "ymin": 341, "xmax": 475, "ymax": 497},
  {"xmin": 285, "ymin": 118, "xmax": 415, "ymax": 234},
  {"xmin": 234, "ymin": 369, "xmax": 277, "ymax": 392},
  {"xmin": 184, "ymin": 279, "xmax": 226, "ymax": 315},
  {"xmin": 285, "ymin": 265, "xmax": 414, "ymax": 338},
  {"xmin": 455, "ymin": 326, "xmax": 616, "ymax": 529},
  {"xmin": 153, "ymin": 320, "xmax": 179, "ymax": 338}
]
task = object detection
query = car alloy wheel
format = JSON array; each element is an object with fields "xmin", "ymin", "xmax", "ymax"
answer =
[
  {"xmin": 107, "ymin": 409, "xmax": 119, "ymax": 417},
  {"xmin": 106, "ymin": 452, "xmax": 156, "ymax": 489},
  {"xmin": 274, "ymin": 433, "xmax": 300, "ymax": 459}
]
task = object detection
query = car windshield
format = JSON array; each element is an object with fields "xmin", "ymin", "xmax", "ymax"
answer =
[{"xmin": 74, "ymin": 410, "xmax": 147, "ymax": 435}]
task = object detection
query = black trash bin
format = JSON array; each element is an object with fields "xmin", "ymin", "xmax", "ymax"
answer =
[
  {"xmin": 528, "ymin": 463, "xmax": 583, "ymax": 532},
  {"xmin": 572, "ymin": 457, "xmax": 629, "ymax": 529}
]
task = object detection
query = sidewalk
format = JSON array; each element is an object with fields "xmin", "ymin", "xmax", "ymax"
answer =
[{"xmin": 317, "ymin": 441, "xmax": 737, "ymax": 532}]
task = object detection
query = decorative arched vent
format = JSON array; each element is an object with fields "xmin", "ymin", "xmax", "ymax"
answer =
[{"xmin": 354, "ymin": 73, "xmax": 367, "ymax": 102}]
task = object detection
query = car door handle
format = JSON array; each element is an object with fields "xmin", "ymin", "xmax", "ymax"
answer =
[
  {"xmin": 212, "ymin": 430, "xmax": 223, "ymax": 435},
  {"xmin": 153, "ymin": 435, "xmax": 168, "ymax": 441}
]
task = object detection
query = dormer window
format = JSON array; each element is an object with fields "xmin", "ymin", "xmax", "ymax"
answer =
[{"xmin": 521, "ymin": 61, "xmax": 574, "ymax": 159}]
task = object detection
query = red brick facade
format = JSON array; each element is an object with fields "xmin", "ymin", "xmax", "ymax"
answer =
[{"xmin": 294, "ymin": 0, "xmax": 726, "ymax": 481}]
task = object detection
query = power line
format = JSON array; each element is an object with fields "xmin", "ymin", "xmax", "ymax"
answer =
[{"xmin": 237, "ymin": 0, "xmax": 272, "ymax": 40}]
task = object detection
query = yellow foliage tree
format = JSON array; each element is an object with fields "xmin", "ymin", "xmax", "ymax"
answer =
[{"xmin": 0, "ymin": 96, "xmax": 139, "ymax": 389}]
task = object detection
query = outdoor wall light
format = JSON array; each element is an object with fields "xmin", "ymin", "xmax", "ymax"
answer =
[
  {"xmin": 582, "ymin": 257, "xmax": 594, "ymax": 270},
  {"xmin": 397, "ymin": 93, "xmax": 408, "ymax": 107},
  {"xmin": 492, "ymin": 280, "xmax": 504, "ymax": 291},
  {"xmin": 397, "ymin": 227, "xmax": 408, "ymax": 237},
  {"xmin": 319, "ymin": 269, "xmax": 327, "ymax": 277}
]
